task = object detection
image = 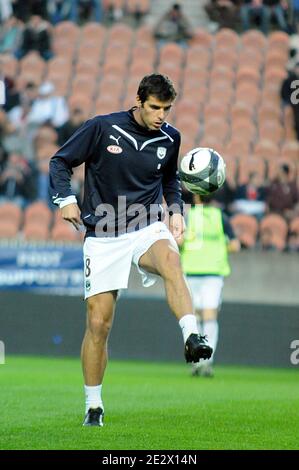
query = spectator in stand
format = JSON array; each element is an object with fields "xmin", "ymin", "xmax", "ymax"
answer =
[
  {"xmin": 281, "ymin": 62, "xmax": 299, "ymax": 141},
  {"xmin": 231, "ymin": 172, "xmax": 267, "ymax": 220},
  {"xmin": 103, "ymin": 2, "xmax": 124, "ymax": 24},
  {"xmin": 240, "ymin": 0, "xmax": 288, "ymax": 34},
  {"xmin": 57, "ymin": 107, "xmax": 86, "ymax": 146},
  {"xmin": 6, "ymin": 81, "xmax": 39, "ymax": 160},
  {"xmin": 0, "ymin": 151, "xmax": 36, "ymax": 206},
  {"xmin": 0, "ymin": 56, "xmax": 20, "ymax": 112},
  {"xmin": 47, "ymin": 0, "xmax": 72, "ymax": 24},
  {"xmin": 154, "ymin": 3, "xmax": 193, "ymax": 45},
  {"xmin": 70, "ymin": 0, "xmax": 102, "ymax": 24},
  {"xmin": 293, "ymin": 0, "xmax": 299, "ymax": 32},
  {"xmin": 205, "ymin": 0, "xmax": 241, "ymax": 30},
  {"xmin": 210, "ymin": 181, "xmax": 235, "ymax": 216},
  {"xmin": 267, "ymin": 164, "xmax": 299, "ymax": 220},
  {"xmin": 0, "ymin": 0, "xmax": 13, "ymax": 23},
  {"xmin": 3, "ymin": 77, "xmax": 20, "ymax": 112},
  {"xmin": 12, "ymin": 0, "xmax": 48, "ymax": 21},
  {"xmin": 0, "ymin": 15, "xmax": 23, "ymax": 54},
  {"xmin": 16, "ymin": 14, "xmax": 52, "ymax": 60},
  {"xmin": 27, "ymin": 81, "xmax": 69, "ymax": 129}
]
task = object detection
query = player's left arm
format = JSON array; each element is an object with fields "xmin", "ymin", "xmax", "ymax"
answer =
[{"xmin": 162, "ymin": 133, "xmax": 185, "ymax": 239}]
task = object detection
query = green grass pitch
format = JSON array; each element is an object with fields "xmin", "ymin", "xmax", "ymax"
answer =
[{"xmin": 0, "ymin": 356, "xmax": 298, "ymax": 450}]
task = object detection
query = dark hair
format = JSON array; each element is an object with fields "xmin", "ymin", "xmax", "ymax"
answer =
[
  {"xmin": 281, "ymin": 163, "xmax": 290, "ymax": 175},
  {"xmin": 137, "ymin": 74, "xmax": 177, "ymax": 104}
]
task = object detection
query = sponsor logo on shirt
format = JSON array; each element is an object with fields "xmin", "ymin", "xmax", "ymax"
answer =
[{"xmin": 107, "ymin": 145, "xmax": 123, "ymax": 154}]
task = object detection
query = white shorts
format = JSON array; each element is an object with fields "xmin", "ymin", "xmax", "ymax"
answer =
[
  {"xmin": 83, "ymin": 221, "xmax": 178, "ymax": 299},
  {"xmin": 187, "ymin": 276, "xmax": 224, "ymax": 310}
]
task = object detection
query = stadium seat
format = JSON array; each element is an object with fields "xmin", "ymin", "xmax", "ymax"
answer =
[
  {"xmin": 265, "ymin": 51, "xmax": 288, "ymax": 70},
  {"xmin": 280, "ymin": 141, "xmax": 299, "ymax": 161},
  {"xmin": 225, "ymin": 139, "xmax": 251, "ymax": 160},
  {"xmin": 190, "ymin": 28, "xmax": 213, "ymax": 47},
  {"xmin": 24, "ymin": 201, "xmax": 52, "ymax": 226},
  {"xmin": 268, "ymin": 31, "xmax": 289, "ymax": 53},
  {"xmin": 259, "ymin": 122, "xmax": 284, "ymax": 145},
  {"xmin": 23, "ymin": 221, "xmax": 50, "ymax": 241},
  {"xmin": 185, "ymin": 46, "xmax": 211, "ymax": 71},
  {"xmin": 204, "ymin": 120, "xmax": 230, "ymax": 144},
  {"xmin": 174, "ymin": 99, "xmax": 201, "ymax": 122},
  {"xmin": 238, "ymin": 158, "xmax": 266, "ymax": 185},
  {"xmin": 288, "ymin": 216, "xmax": 299, "ymax": 250},
  {"xmin": 81, "ymin": 22, "xmax": 106, "ymax": 43},
  {"xmin": 51, "ymin": 221, "xmax": 80, "ymax": 242},
  {"xmin": 54, "ymin": 21, "xmax": 80, "ymax": 43},
  {"xmin": 126, "ymin": 0, "xmax": 150, "ymax": 14},
  {"xmin": 241, "ymin": 30, "xmax": 267, "ymax": 50},
  {"xmin": 108, "ymin": 23, "xmax": 134, "ymax": 44},
  {"xmin": 235, "ymin": 84, "xmax": 261, "ymax": 108},
  {"xmin": 213, "ymin": 49, "xmax": 238, "ymax": 70},
  {"xmin": 231, "ymin": 120, "xmax": 256, "ymax": 144},
  {"xmin": 1, "ymin": 54, "xmax": 18, "ymax": 80},
  {"xmin": 231, "ymin": 102, "xmax": 255, "ymax": 123},
  {"xmin": 236, "ymin": 67, "xmax": 261, "ymax": 87},
  {"xmin": 260, "ymin": 214, "xmax": 288, "ymax": 251},
  {"xmin": 135, "ymin": 24, "xmax": 155, "ymax": 46},
  {"xmin": 0, "ymin": 220, "xmax": 19, "ymax": 239},
  {"xmin": 0, "ymin": 203, "xmax": 22, "ymax": 226},
  {"xmin": 210, "ymin": 66, "xmax": 235, "ymax": 84},
  {"xmin": 20, "ymin": 53, "xmax": 46, "ymax": 82},
  {"xmin": 230, "ymin": 214, "xmax": 259, "ymax": 248},
  {"xmin": 253, "ymin": 139, "xmax": 280, "ymax": 161},
  {"xmin": 203, "ymin": 102, "xmax": 229, "ymax": 123},
  {"xmin": 131, "ymin": 44, "xmax": 156, "ymax": 63},
  {"xmin": 238, "ymin": 49, "xmax": 264, "ymax": 70},
  {"xmin": 215, "ymin": 28, "xmax": 239, "ymax": 49},
  {"xmin": 159, "ymin": 43, "xmax": 185, "ymax": 66}
]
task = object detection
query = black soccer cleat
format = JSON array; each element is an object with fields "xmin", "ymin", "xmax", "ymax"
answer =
[
  {"xmin": 83, "ymin": 407, "xmax": 104, "ymax": 427},
  {"xmin": 184, "ymin": 334, "xmax": 213, "ymax": 363}
]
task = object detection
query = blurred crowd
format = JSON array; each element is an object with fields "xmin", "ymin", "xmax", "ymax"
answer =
[{"xmin": 0, "ymin": 1, "xmax": 299, "ymax": 249}]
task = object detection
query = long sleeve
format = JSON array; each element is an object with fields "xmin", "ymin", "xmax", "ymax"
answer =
[
  {"xmin": 49, "ymin": 117, "xmax": 101, "ymax": 205},
  {"xmin": 162, "ymin": 133, "xmax": 184, "ymax": 214}
]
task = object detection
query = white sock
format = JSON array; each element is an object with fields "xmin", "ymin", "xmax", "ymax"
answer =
[
  {"xmin": 202, "ymin": 320, "xmax": 219, "ymax": 364},
  {"xmin": 179, "ymin": 314, "xmax": 199, "ymax": 343},
  {"xmin": 84, "ymin": 385, "xmax": 104, "ymax": 414},
  {"xmin": 196, "ymin": 316, "xmax": 202, "ymax": 335}
]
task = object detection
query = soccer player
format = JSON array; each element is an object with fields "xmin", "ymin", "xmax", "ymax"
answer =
[
  {"xmin": 49, "ymin": 74, "xmax": 212, "ymax": 426},
  {"xmin": 180, "ymin": 194, "xmax": 240, "ymax": 377}
]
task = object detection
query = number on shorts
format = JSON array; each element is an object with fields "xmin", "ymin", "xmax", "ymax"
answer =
[{"xmin": 85, "ymin": 257, "xmax": 91, "ymax": 277}]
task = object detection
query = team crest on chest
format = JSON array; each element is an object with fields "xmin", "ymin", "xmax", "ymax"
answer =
[{"xmin": 157, "ymin": 147, "xmax": 167, "ymax": 159}]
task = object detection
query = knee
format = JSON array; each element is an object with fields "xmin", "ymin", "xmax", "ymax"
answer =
[
  {"xmin": 87, "ymin": 302, "xmax": 113, "ymax": 342},
  {"xmin": 162, "ymin": 250, "xmax": 182, "ymax": 281}
]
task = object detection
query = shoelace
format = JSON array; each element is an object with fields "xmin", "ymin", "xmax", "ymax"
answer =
[{"xmin": 199, "ymin": 334, "xmax": 208, "ymax": 343}]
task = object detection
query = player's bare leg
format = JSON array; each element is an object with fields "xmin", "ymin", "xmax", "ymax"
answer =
[
  {"xmin": 139, "ymin": 239, "xmax": 192, "ymax": 319},
  {"xmin": 81, "ymin": 290, "xmax": 117, "ymax": 426},
  {"xmin": 139, "ymin": 239, "xmax": 212, "ymax": 362}
]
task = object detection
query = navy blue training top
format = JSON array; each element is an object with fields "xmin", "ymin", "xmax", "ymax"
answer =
[{"xmin": 49, "ymin": 109, "xmax": 183, "ymax": 237}]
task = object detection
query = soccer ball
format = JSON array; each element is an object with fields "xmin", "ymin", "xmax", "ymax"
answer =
[{"xmin": 179, "ymin": 147, "xmax": 226, "ymax": 196}]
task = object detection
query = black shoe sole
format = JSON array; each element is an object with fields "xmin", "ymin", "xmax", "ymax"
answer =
[{"xmin": 185, "ymin": 346, "xmax": 213, "ymax": 363}]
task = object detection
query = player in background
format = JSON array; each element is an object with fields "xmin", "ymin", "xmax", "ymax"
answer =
[
  {"xmin": 49, "ymin": 74, "xmax": 212, "ymax": 426},
  {"xmin": 179, "ymin": 194, "xmax": 240, "ymax": 377}
]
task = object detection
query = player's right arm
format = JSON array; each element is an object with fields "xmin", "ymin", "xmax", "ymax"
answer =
[
  {"xmin": 49, "ymin": 117, "xmax": 101, "ymax": 227},
  {"xmin": 60, "ymin": 202, "xmax": 82, "ymax": 231}
]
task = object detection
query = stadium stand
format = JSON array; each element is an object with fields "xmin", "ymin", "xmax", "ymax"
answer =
[{"xmin": 1, "ymin": 6, "xmax": 299, "ymax": 250}]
